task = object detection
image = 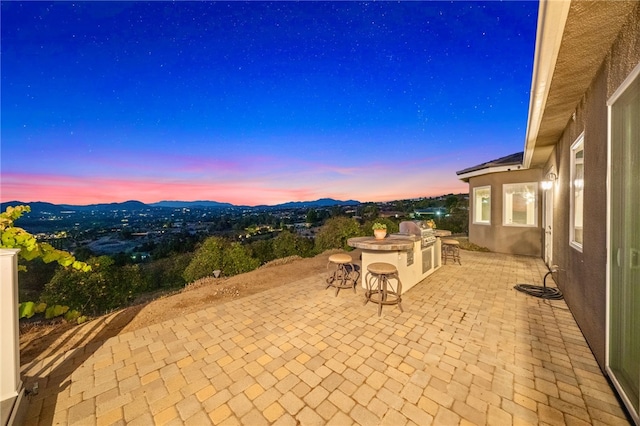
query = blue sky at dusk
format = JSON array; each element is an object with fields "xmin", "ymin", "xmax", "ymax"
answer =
[{"xmin": 1, "ymin": 1, "xmax": 538, "ymax": 206}]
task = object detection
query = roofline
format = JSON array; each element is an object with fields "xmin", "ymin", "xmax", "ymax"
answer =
[
  {"xmin": 456, "ymin": 164, "xmax": 524, "ymax": 183},
  {"xmin": 522, "ymin": 0, "xmax": 570, "ymax": 169}
]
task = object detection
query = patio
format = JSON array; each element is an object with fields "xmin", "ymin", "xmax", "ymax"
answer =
[{"xmin": 20, "ymin": 250, "xmax": 631, "ymax": 425}]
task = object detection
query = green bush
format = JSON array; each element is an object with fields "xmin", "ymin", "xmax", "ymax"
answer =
[
  {"xmin": 435, "ymin": 210, "xmax": 469, "ymax": 235},
  {"xmin": 273, "ymin": 230, "xmax": 314, "ymax": 258},
  {"xmin": 42, "ymin": 256, "xmax": 146, "ymax": 315},
  {"xmin": 142, "ymin": 252, "xmax": 192, "ymax": 290},
  {"xmin": 223, "ymin": 242, "xmax": 260, "ymax": 276},
  {"xmin": 183, "ymin": 237, "xmax": 225, "ymax": 283},
  {"xmin": 248, "ymin": 239, "xmax": 276, "ymax": 265},
  {"xmin": 314, "ymin": 217, "xmax": 363, "ymax": 252},
  {"xmin": 183, "ymin": 236, "xmax": 261, "ymax": 282}
]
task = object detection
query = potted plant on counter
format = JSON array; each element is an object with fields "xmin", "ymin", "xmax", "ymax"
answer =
[{"xmin": 372, "ymin": 222, "xmax": 387, "ymax": 239}]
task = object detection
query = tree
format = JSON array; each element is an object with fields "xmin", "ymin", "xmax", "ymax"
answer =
[
  {"xmin": 42, "ymin": 256, "xmax": 145, "ymax": 315},
  {"xmin": 314, "ymin": 217, "xmax": 363, "ymax": 252},
  {"xmin": 272, "ymin": 231, "xmax": 298, "ymax": 258},
  {"xmin": 142, "ymin": 253, "xmax": 191, "ymax": 290},
  {"xmin": 249, "ymin": 239, "xmax": 275, "ymax": 265},
  {"xmin": 362, "ymin": 203, "xmax": 379, "ymax": 219},
  {"xmin": 445, "ymin": 195, "xmax": 460, "ymax": 212},
  {"xmin": 306, "ymin": 208, "xmax": 318, "ymax": 225},
  {"xmin": 223, "ymin": 242, "xmax": 259, "ymax": 276},
  {"xmin": 273, "ymin": 230, "xmax": 314, "ymax": 259},
  {"xmin": 0, "ymin": 205, "xmax": 90, "ymax": 272},
  {"xmin": 183, "ymin": 236, "xmax": 225, "ymax": 283}
]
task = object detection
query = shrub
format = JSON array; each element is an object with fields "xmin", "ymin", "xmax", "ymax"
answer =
[
  {"xmin": 248, "ymin": 239, "xmax": 276, "ymax": 265},
  {"xmin": 183, "ymin": 236, "xmax": 261, "ymax": 282},
  {"xmin": 314, "ymin": 217, "xmax": 363, "ymax": 252},
  {"xmin": 142, "ymin": 252, "xmax": 192, "ymax": 290},
  {"xmin": 183, "ymin": 236, "xmax": 225, "ymax": 283},
  {"xmin": 223, "ymin": 242, "xmax": 260, "ymax": 276},
  {"xmin": 42, "ymin": 256, "xmax": 145, "ymax": 315},
  {"xmin": 273, "ymin": 230, "xmax": 314, "ymax": 259}
]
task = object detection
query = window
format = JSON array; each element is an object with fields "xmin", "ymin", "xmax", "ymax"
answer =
[
  {"xmin": 570, "ymin": 134, "xmax": 584, "ymax": 250},
  {"xmin": 473, "ymin": 186, "xmax": 491, "ymax": 224},
  {"xmin": 503, "ymin": 183, "xmax": 537, "ymax": 226}
]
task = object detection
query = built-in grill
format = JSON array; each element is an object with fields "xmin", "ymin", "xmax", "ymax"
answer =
[
  {"xmin": 399, "ymin": 220, "xmax": 438, "ymax": 275},
  {"xmin": 399, "ymin": 220, "xmax": 436, "ymax": 248}
]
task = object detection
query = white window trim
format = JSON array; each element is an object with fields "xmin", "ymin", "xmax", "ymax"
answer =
[
  {"xmin": 570, "ymin": 133, "xmax": 584, "ymax": 252},
  {"xmin": 502, "ymin": 182, "xmax": 538, "ymax": 227},
  {"xmin": 472, "ymin": 185, "xmax": 491, "ymax": 225}
]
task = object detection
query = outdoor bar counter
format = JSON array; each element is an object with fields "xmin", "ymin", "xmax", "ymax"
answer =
[{"xmin": 348, "ymin": 232, "xmax": 441, "ymax": 295}]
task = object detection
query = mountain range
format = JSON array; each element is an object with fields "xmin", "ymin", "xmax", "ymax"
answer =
[{"xmin": 1, "ymin": 198, "xmax": 361, "ymax": 213}]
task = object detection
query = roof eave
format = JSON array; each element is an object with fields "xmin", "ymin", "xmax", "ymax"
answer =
[
  {"xmin": 523, "ymin": 0, "xmax": 570, "ymax": 169},
  {"xmin": 457, "ymin": 164, "xmax": 524, "ymax": 183}
]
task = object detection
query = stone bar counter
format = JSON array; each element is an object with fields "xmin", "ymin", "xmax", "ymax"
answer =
[{"xmin": 348, "ymin": 233, "xmax": 441, "ymax": 295}]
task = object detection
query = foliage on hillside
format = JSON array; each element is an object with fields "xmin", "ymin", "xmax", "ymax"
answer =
[
  {"xmin": 314, "ymin": 216, "xmax": 364, "ymax": 252},
  {"xmin": 183, "ymin": 236, "xmax": 259, "ymax": 282},
  {"xmin": 42, "ymin": 256, "xmax": 146, "ymax": 315}
]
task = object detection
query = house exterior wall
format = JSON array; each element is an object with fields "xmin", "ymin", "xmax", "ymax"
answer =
[
  {"xmin": 468, "ymin": 168, "xmax": 543, "ymax": 256},
  {"xmin": 543, "ymin": 4, "xmax": 640, "ymax": 370}
]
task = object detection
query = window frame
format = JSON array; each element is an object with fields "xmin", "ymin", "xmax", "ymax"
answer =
[
  {"xmin": 570, "ymin": 133, "xmax": 585, "ymax": 251},
  {"xmin": 502, "ymin": 182, "xmax": 538, "ymax": 227},
  {"xmin": 472, "ymin": 185, "xmax": 491, "ymax": 225}
]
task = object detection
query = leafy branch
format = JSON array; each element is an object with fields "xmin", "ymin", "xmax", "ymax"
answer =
[{"xmin": 1, "ymin": 205, "xmax": 91, "ymax": 272}]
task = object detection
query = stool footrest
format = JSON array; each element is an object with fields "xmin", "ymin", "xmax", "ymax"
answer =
[
  {"xmin": 326, "ymin": 262, "xmax": 359, "ymax": 296},
  {"xmin": 364, "ymin": 263, "xmax": 403, "ymax": 316}
]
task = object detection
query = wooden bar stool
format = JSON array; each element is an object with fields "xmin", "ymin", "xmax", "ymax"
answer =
[
  {"xmin": 326, "ymin": 253, "xmax": 358, "ymax": 296},
  {"xmin": 364, "ymin": 262, "xmax": 403, "ymax": 316},
  {"xmin": 441, "ymin": 239, "xmax": 461, "ymax": 265}
]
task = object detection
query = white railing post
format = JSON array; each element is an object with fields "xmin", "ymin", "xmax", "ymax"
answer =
[{"xmin": 0, "ymin": 249, "xmax": 23, "ymax": 425}]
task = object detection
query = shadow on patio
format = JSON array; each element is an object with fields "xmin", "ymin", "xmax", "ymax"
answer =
[{"xmin": 21, "ymin": 250, "xmax": 630, "ymax": 425}]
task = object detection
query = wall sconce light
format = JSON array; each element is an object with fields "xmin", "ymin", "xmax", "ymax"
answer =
[{"xmin": 541, "ymin": 172, "xmax": 557, "ymax": 190}]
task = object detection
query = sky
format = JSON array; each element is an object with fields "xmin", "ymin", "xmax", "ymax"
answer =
[{"xmin": 1, "ymin": 1, "xmax": 539, "ymax": 207}]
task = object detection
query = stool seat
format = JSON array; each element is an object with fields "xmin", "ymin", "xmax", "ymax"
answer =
[
  {"xmin": 326, "ymin": 253, "xmax": 358, "ymax": 296},
  {"xmin": 365, "ymin": 262, "xmax": 403, "ymax": 316},
  {"xmin": 441, "ymin": 239, "xmax": 461, "ymax": 265},
  {"xmin": 367, "ymin": 262, "xmax": 397, "ymax": 275},
  {"xmin": 328, "ymin": 253, "xmax": 352, "ymax": 264}
]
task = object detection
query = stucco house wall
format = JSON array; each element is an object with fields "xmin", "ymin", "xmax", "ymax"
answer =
[
  {"xmin": 542, "ymin": 4, "xmax": 640, "ymax": 369},
  {"xmin": 468, "ymin": 168, "xmax": 543, "ymax": 256}
]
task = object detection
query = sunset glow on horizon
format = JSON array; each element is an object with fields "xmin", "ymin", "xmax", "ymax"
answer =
[{"xmin": 1, "ymin": 2, "xmax": 538, "ymax": 206}]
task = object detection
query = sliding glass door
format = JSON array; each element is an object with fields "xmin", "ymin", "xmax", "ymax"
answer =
[{"xmin": 608, "ymin": 67, "xmax": 640, "ymax": 423}]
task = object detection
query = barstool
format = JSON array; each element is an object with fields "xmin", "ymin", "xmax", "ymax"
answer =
[
  {"xmin": 326, "ymin": 253, "xmax": 358, "ymax": 296},
  {"xmin": 365, "ymin": 262, "xmax": 403, "ymax": 316},
  {"xmin": 441, "ymin": 239, "xmax": 461, "ymax": 265}
]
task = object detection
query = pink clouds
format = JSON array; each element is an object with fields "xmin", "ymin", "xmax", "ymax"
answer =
[{"xmin": 1, "ymin": 160, "xmax": 468, "ymax": 206}]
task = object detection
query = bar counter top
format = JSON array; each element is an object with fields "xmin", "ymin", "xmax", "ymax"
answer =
[{"xmin": 347, "ymin": 235, "xmax": 417, "ymax": 251}]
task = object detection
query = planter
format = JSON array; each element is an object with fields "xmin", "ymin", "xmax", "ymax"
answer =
[{"xmin": 374, "ymin": 229, "xmax": 387, "ymax": 240}]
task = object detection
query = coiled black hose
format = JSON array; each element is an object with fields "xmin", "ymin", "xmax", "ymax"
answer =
[{"xmin": 514, "ymin": 269, "xmax": 564, "ymax": 300}]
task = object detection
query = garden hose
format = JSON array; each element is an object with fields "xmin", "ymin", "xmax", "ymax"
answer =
[{"xmin": 514, "ymin": 268, "xmax": 564, "ymax": 300}]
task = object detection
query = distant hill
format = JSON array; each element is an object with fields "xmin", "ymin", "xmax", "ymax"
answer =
[
  {"xmin": 75, "ymin": 200, "xmax": 149, "ymax": 211},
  {"xmin": 266, "ymin": 198, "xmax": 360, "ymax": 209},
  {"xmin": 1, "ymin": 200, "xmax": 149, "ymax": 213},
  {"xmin": 1, "ymin": 201, "xmax": 66, "ymax": 214},
  {"xmin": 1, "ymin": 198, "xmax": 360, "ymax": 212},
  {"xmin": 150, "ymin": 200, "xmax": 236, "ymax": 208}
]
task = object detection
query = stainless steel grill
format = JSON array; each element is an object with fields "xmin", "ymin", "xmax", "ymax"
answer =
[{"xmin": 399, "ymin": 220, "xmax": 436, "ymax": 248}]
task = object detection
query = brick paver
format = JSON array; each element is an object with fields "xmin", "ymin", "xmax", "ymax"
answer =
[{"xmin": 21, "ymin": 251, "xmax": 632, "ymax": 425}]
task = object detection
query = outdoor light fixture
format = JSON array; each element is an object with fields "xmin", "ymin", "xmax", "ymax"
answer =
[{"xmin": 541, "ymin": 172, "xmax": 557, "ymax": 190}]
